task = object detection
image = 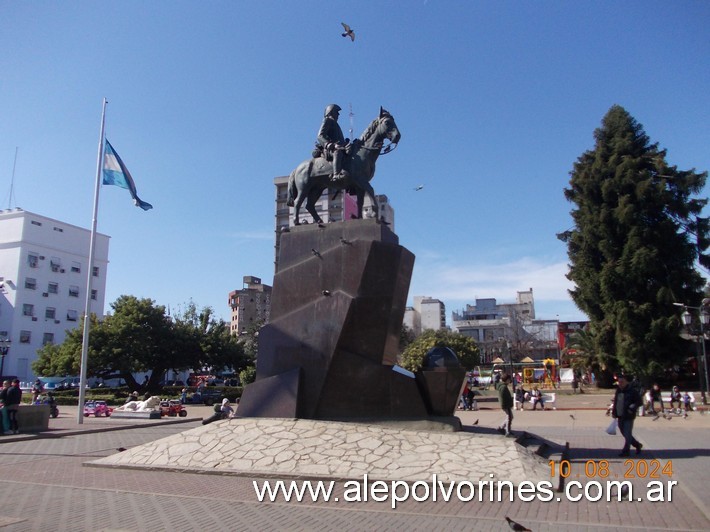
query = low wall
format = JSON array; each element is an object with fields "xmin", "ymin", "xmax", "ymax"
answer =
[{"xmin": 15, "ymin": 404, "xmax": 50, "ymax": 432}]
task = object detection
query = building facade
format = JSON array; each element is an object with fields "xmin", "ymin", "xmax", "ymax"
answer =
[
  {"xmin": 451, "ymin": 289, "xmax": 558, "ymax": 363},
  {"xmin": 228, "ymin": 276, "xmax": 272, "ymax": 335},
  {"xmin": 273, "ymin": 175, "xmax": 394, "ymax": 271},
  {"xmin": 403, "ymin": 296, "xmax": 446, "ymax": 336},
  {"xmin": 0, "ymin": 209, "xmax": 109, "ymax": 381}
]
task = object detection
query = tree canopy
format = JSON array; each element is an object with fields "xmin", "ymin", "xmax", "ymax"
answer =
[
  {"xmin": 32, "ymin": 296, "xmax": 247, "ymax": 391},
  {"xmin": 399, "ymin": 329, "xmax": 480, "ymax": 372},
  {"xmin": 559, "ymin": 105, "xmax": 709, "ymax": 380}
]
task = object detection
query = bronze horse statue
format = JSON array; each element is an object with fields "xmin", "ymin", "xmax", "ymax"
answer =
[{"xmin": 287, "ymin": 107, "xmax": 401, "ymax": 225}]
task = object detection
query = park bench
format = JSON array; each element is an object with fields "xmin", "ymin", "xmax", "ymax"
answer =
[{"xmin": 514, "ymin": 391, "xmax": 556, "ymax": 411}]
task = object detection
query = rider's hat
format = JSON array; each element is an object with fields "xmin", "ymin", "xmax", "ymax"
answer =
[{"xmin": 324, "ymin": 104, "xmax": 341, "ymax": 117}]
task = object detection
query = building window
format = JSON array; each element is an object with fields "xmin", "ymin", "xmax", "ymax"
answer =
[
  {"xmin": 48, "ymin": 282, "xmax": 59, "ymax": 294},
  {"xmin": 53, "ymin": 226, "xmax": 63, "ymax": 232},
  {"xmin": 45, "ymin": 307, "xmax": 56, "ymax": 320},
  {"xmin": 67, "ymin": 310, "xmax": 78, "ymax": 322},
  {"xmin": 50, "ymin": 258, "xmax": 61, "ymax": 272},
  {"xmin": 28, "ymin": 253, "xmax": 39, "ymax": 268},
  {"xmin": 22, "ymin": 304, "xmax": 34, "ymax": 317},
  {"xmin": 91, "ymin": 289, "xmax": 97, "ymax": 301},
  {"xmin": 20, "ymin": 330, "xmax": 31, "ymax": 343},
  {"xmin": 42, "ymin": 332, "xmax": 54, "ymax": 345},
  {"xmin": 25, "ymin": 277, "xmax": 37, "ymax": 290},
  {"xmin": 31, "ymin": 220, "xmax": 42, "ymax": 226},
  {"xmin": 69, "ymin": 285, "xmax": 80, "ymax": 298},
  {"xmin": 93, "ymin": 266, "xmax": 99, "ymax": 277},
  {"xmin": 71, "ymin": 261, "xmax": 81, "ymax": 273}
]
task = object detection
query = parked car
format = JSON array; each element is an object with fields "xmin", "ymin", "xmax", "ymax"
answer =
[
  {"xmin": 160, "ymin": 400, "xmax": 188, "ymax": 417},
  {"xmin": 188, "ymin": 387, "xmax": 224, "ymax": 406},
  {"xmin": 83, "ymin": 400, "xmax": 113, "ymax": 417}
]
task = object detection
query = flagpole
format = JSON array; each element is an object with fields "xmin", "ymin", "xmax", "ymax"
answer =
[{"xmin": 77, "ymin": 97, "xmax": 107, "ymax": 424}]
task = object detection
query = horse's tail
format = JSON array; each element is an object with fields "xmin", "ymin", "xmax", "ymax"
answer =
[{"xmin": 286, "ymin": 169, "xmax": 297, "ymax": 207}]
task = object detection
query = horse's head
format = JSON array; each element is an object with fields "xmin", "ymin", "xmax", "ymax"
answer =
[
  {"xmin": 360, "ymin": 107, "xmax": 401, "ymax": 149},
  {"xmin": 378, "ymin": 107, "xmax": 401, "ymax": 145}
]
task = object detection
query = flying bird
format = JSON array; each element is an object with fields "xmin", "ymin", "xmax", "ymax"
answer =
[
  {"xmin": 311, "ymin": 248, "xmax": 321, "ymax": 258},
  {"xmin": 341, "ymin": 22, "xmax": 355, "ymax": 41},
  {"xmin": 569, "ymin": 414, "xmax": 576, "ymax": 420},
  {"xmin": 473, "ymin": 419, "xmax": 479, "ymax": 425},
  {"xmin": 414, "ymin": 184, "xmax": 424, "ymax": 191},
  {"xmin": 505, "ymin": 516, "xmax": 532, "ymax": 532},
  {"xmin": 116, "ymin": 447, "xmax": 127, "ymax": 452}
]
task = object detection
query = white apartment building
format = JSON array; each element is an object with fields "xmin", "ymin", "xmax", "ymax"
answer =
[
  {"xmin": 273, "ymin": 175, "xmax": 394, "ymax": 270},
  {"xmin": 0, "ymin": 208, "xmax": 109, "ymax": 381},
  {"xmin": 404, "ymin": 296, "xmax": 447, "ymax": 336}
]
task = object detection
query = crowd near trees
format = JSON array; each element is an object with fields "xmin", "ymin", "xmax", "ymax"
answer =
[
  {"xmin": 32, "ymin": 296, "xmax": 251, "ymax": 391},
  {"xmin": 559, "ymin": 105, "xmax": 708, "ymax": 384}
]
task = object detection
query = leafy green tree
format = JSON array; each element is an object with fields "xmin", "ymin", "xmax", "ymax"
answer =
[
  {"xmin": 559, "ymin": 105, "xmax": 709, "ymax": 381},
  {"xmin": 399, "ymin": 329, "xmax": 480, "ymax": 372},
  {"xmin": 562, "ymin": 326, "xmax": 614, "ymax": 386},
  {"xmin": 174, "ymin": 302, "xmax": 248, "ymax": 375},
  {"xmin": 32, "ymin": 296, "xmax": 246, "ymax": 392}
]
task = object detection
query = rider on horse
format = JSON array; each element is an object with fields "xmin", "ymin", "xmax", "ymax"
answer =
[{"xmin": 315, "ymin": 104, "xmax": 349, "ymax": 183}]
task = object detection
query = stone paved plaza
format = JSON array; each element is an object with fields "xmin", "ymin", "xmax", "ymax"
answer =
[{"xmin": 0, "ymin": 393, "xmax": 708, "ymax": 531}]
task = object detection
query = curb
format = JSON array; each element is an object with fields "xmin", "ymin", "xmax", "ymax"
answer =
[{"xmin": 0, "ymin": 416, "xmax": 202, "ymax": 443}]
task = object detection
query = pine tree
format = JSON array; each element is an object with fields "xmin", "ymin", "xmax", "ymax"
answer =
[{"xmin": 559, "ymin": 105, "xmax": 709, "ymax": 379}]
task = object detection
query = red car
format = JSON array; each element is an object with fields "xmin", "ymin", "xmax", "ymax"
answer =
[
  {"xmin": 160, "ymin": 400, "xmax": 188, "ymax": 417},
  {"xmin": 84, "ymin": 400, "xmax": 112, "ymax": 417}
]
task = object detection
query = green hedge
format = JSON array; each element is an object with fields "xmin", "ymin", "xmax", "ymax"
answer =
[{"xmin": 29, "ymin": 386, "xmax": 245, "ymax": 406}]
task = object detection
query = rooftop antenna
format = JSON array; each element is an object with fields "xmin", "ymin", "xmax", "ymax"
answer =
[
  {"xmin": 6, "ymin": 147, "xmax": 18, "ymax": 209},
  {"xmin": 348, "ymin": 103, "xmax": 354, "ymax": 139}
]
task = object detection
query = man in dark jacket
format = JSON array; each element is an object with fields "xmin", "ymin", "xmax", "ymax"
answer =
[
  {"xmin": 496, "ymin": 373, "xmax": 514, "ymax": 436},
  {"xmin": 612, "ymin": 374, "xmax": 643, "ymax": 456},
  {"xmin": 5, "ymin": 379, "xmax": 22, "ymax": 434},
  {"xmin": 316, "ymin": 104, "xmax": 349, "ymax": 183}
]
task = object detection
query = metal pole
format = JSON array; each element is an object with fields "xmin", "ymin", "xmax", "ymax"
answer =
[
  {"xmin": 699, "ymin": 318, "xmax": 709, "ymax": 405},
  {"xmin": 77, "ymin": 97, "xmax": 107, "ymax": 424}
]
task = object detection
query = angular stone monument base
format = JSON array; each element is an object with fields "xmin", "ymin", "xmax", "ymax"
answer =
[{"xmin": 239, "ymin": 219, "xmax": 434, "ymax": 421}]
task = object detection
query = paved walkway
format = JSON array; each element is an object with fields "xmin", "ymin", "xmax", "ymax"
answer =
[{"xmin": 0, "ymin": 393, "xmax": 707, "ymax": 531}]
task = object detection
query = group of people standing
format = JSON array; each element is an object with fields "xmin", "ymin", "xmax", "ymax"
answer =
[{"xmin": 0, "ymin": 379, "xmax": 22, "ymax": 435}]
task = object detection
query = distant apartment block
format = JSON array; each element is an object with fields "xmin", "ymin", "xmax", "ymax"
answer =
[
  {"xmin": 404, "ymin": 296, "xmax": 446, "ymax": 336},
  {"xmin": 451, "ymin": 288, "xmax": 558, "ymax": 362},
  {"xmin": 273, "ymin": 175, "xmax": 394, "ymax": 271},
  {"xmin": 0, "ymin": 208, "xmax": 109, "ymax": 380},
  {"xmin": 228, "ymin": 276, "xmax": 272, "ymax": 335}
]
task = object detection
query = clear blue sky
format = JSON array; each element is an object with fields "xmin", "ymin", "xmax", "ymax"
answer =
[{"xmin": 2, "ymin": 1, "xmax": 708, "ymax": 325}]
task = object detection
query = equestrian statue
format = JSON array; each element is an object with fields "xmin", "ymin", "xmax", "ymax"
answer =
[{"xmin": 287, "ymin": 105, "xmax": 401, "ymax": 225}]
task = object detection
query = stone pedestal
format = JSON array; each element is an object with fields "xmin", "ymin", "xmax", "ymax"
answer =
[{"xmin": 239, "ymin": 219, "xmax": 429, "ymax": 420}]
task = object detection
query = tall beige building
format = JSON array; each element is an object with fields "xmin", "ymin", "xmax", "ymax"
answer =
[
  {"xmin": 403, "ymin": 296, "xmax": 447, "ymax": 336},
  {"xmin": 228, "ymin": 276, "xmax": 272, "ymax": 335}
]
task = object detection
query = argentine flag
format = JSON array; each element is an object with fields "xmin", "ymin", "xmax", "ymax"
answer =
[{"xmin": 102, "ymin": 139, "xmax": 153, "ymax": 211}]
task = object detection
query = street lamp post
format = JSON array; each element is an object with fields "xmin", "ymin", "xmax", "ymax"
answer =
[
  {"xmin": 674, "ymin": 300, "xmax": 710, "ymax": 405},
  {"xmin": 0, "ymin": 336, "xmax": 10, "ymax": 379}
]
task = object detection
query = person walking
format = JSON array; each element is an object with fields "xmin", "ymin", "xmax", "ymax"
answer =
[
  {"xmin": 496, "ymin": 373, "xmax": 514, "ymax": 436},
  {"xmin": 612, "ymin": 374, "xmax": 643, "ymax": 457}
]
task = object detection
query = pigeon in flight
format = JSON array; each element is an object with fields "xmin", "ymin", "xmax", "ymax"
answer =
[
  {"xmin": 505, "ymin": 516, "xmax": 532, "ymax": 531},
  {"xmin": 341, "ymin": 22, "xmax": 355, "ymax": 41},
  {"xmin": 414, "ymin": 184, "xmax": 424, "ymax": 191}
]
